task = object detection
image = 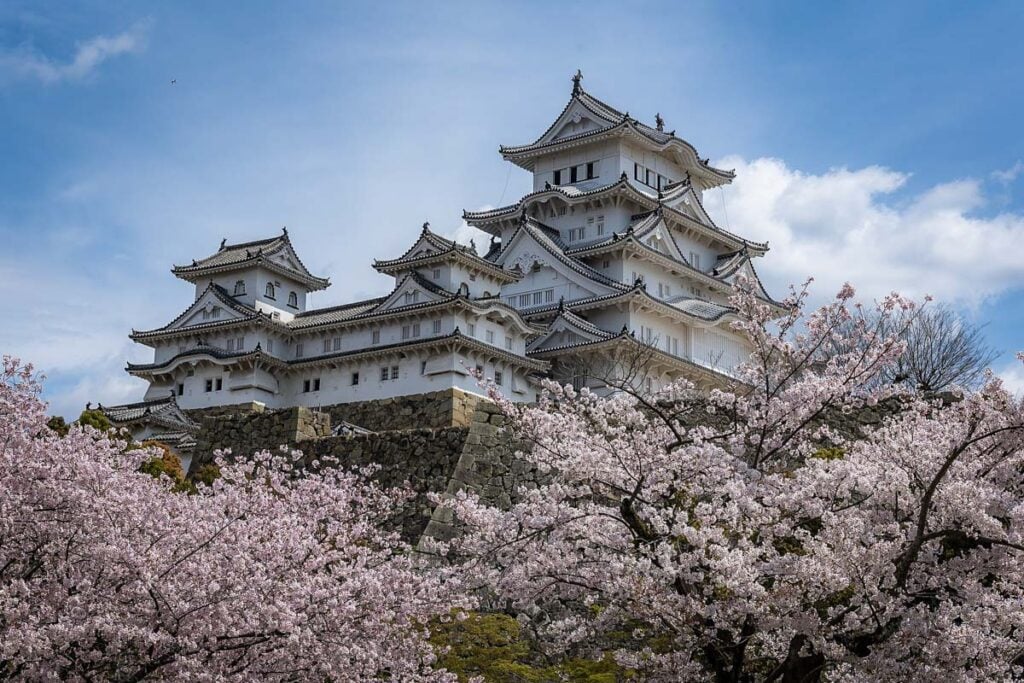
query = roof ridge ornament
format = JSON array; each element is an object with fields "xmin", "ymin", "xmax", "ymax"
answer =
[
  {"xmin": 655, "ymin": 113, "xmax": 665, "ymax": 132},
  {"xmin": 219, "ymin": 238, "xmax": 227, "ymax": 251},
  {"xmin": 282, "ymin": 226, "xmax": 288, "ymax": 236},
  {"xmin": 422, "ymin": 221, "xmax": 430, "ymax": 234},
  {"xmin": 571, "ymin": 69, "xmax": 583, "ymax": 95}
]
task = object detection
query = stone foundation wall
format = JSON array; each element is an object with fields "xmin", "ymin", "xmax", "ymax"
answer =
[
  {"xmin": 185, "ymin": 402, "xmax": 268, "ymax": 421},
  {"xmin": 190, "ymin": 406, "xmax": 331, "ymax": 473},
  {"xmin": 321, "ymin": 388, "xmax": 484, "ymax": 431},
  {"xmin": 301, "ymin": 428, "xmax": 468, "ymax": 542}
]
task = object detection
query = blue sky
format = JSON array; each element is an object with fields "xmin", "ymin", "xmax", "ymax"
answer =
[{"xmin": 2, "ymin": 1, "xmax": 1023, "ymax": 417}]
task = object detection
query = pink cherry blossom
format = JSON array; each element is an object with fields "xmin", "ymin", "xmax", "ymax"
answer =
[
  {"xmin": 443, "ymin": 281, "xmax": 1024, "ymax": 682},
  {"xmin": 0, "ymin": 356, "xmax": 465, "ymax": 681}
]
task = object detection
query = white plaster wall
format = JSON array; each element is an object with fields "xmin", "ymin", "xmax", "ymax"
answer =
[{"xmin": 531, "ymin": 140, "xmax": 618, "ymax": 192}]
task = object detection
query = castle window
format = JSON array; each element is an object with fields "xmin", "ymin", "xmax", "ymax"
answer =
[
  {"xmin": 586, "ymin": 162, "xmax": 596, "ymax": 180},
  {"xmin": 690, "ymin": 252, "xmax": 701, "ymax": 271},
  {"xmin": 296, "ymin": 342, "xmax": 304, "ymax": 358},
  {"xmin": 267, "ymin": 339, "xmax": 274, "ymax": 353},
  {"xmin": 467, "ymin": 323, "xmax": 476, "ymax": 336},
  {"xmin": 421, "ymin": 360, "xmax": 427, "ymax": 375},
  {"xmin": 288, "ymin": 292, "xmax": 298, "ymax": 308},
  {"xmin": 469, "ymin": 272, "xmax": 476, "ymax": 281},
  {"xmin": 303, "ymin": 379, "xmax": 310, "ymax": 392},
  {"xmin": 545, "ymin": 289, "xmax": 554, "ymax": 302},
  {"xmin": 553, "ymin": 169, "xmax": 562, "ymax": 185},
  {"xmin": 432, "ymin": 268, "xmax": 441, "ymax": 279},
  {"xmin": 634, "ymin": 163, "xmax": 641, "ymax": 181},
  {"xmin": 351, "ymin": 372, "xmax": 359, "ymax": 386},
  {"xmin": 323, "ymin": 339, "xmax": 330, "ymax": 353},
  {"xmin": 505, "ymin": 336, "xmax": 512, "ymax": 350},
  {"xmin": 234, "ymin": 280, "xmax": 245, "ymax": 295},
  {"xmin": 495, "ymin": 371, "xmax": 503, "ymax": 386},
  {"xmin": 333, "ymin": 336, "xmax": 341, "ymax": 351},
  {"xmin": 215, "ymin": 378, "xmax": 223, "ymax": 391},
  {"xmin": 519, "ymin": 294, "xmax": 530, "ymax": 306},
  {"xmin": 314, "ymin": 378, "xmax": 320, "ymax": 391},
  {"xmin": 475, "ymin": 364, "xmax": 484, "ymax": 376},
  {"xmin": 205, "ymin": 379, "xmax": 213, "ymax": 392},
  {"xmin": 236, "ymin": 336, "xmax": 244, "ymax": 350},
  {"xmin": 227, "ymin": 339, "xmax": 234, "ymax": 351},
  {"xmin": 597, "ymin": 216, "xmax": 605, "ymax": 235},
  {"xmin": 372, "ymin": 329, "xmax": 380, "ymax": 344},
  {"xmin": 380, "ymin": 367, "xmax": 388, "ymax": 381},
  {"xmin": 390, "ymin": 365, "xmax": 399, "ymax": 380},
  {"xmin": 433, "ymin": 319, "xmax": 442, "ymax": 334},
  {"xmin": 211, "ymin": 307, "xmax": 220, "ymax": 319},
  {"xmin": 557, "ymin": 206, "xmax": 567, "ymax": 216},
  {"xmin": 532, "ymin": 291, "xmax": 543, "ymax": 305},
  {"xmin": 485, "ymin": 330, "xmax": 494, "ymax": 344},
  {"xmin": 412, "ymin": 323, "xmax": 421, "ymax": 337},
  {"xmin": 265, "ymin": 283, "xmax": 275, "ymax": 299},
  {"xmin": 177, "ymin": 383, "xmax": 184, "ymax": 396},
  {"xmin": 402, "ymin": 325, "xmax": 410, "ymax": 340},
  {"xmin": 570, "ymin": 166, "xmax": 578, "ymax": 183}
]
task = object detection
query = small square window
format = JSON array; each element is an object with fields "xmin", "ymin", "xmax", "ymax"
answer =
[
  {"xmin": 469, "ymin": 273, "xmax": 476, "ymax": 281},
  {"xmin": 390, "ymin": 365, "xmax": 399, "ymax": 380},
  {"xmin": 380, "ymin": 367, "xmax": 389, "ymax": 381}
]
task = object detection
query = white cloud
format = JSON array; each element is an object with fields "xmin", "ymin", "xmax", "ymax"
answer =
[
  {"xmin": 442, "ymin": 207, "xmax": 494, "ymax": 254},
  {"xmin": 992, "ymin": 161, "xmax": 1024, "ymax": 185},
  {"xmin": 997, "ymin": 358, "xmax": 1024, "ymax": 397},
  {"xmin": 709, "ymin": 156, "xmax": 1024, "ymax": 305},
  {"xmin": 0, "ymin": 22, "xmax": 149, "ymax": 85}
]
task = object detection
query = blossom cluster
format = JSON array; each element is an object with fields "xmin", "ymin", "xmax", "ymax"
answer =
[
  {"xmin": 444, "ymin": 281, "xmax": 1024, "ymax": 681},
  {"xmin": 0, "ymin": 356, "xmax": 464, "ymax": 681}
]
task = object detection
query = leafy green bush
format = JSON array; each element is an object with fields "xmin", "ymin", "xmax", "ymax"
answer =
[
  {"xmin": 76, "ymin": 409, "xmax": 112, "ymax": 432},
  {"xmin": 430, "ymin": 612, "xmax": 631, "ymax": 682},
  {"xmin": 46, "ymin": 416, "xmax": 69, "ymax": 437}
]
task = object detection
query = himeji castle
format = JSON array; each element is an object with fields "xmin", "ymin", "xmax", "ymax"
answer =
[{"xmin": 102, "ymin": 72, "xmax": 778, "ymax": 432}]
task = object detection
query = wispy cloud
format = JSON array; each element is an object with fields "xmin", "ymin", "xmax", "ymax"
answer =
[
  {"xmin": 992, "ymin": 161, "xmax": 1024, "ymax": 185},
  {"xmin": 0, "ymin": 21, "xmax": 150, "ymax": 85}
]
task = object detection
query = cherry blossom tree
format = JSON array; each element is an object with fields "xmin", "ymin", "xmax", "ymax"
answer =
[
  {"xmin": 445, "ymin": 281, "xmax": 1024, "ymax": 682},
  {"xmin": 0, "ymin": 356, "xmax": 464, "ymax": 681}
]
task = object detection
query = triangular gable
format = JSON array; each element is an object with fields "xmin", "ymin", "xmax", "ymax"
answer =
[
  {"xmin": 527, "ymin": 311, "xmax": 612, "ymax": 352},
  {"xmin": 635, "ymin": 217, "xmax": 686, "ymax": 263},
  {"xmin": 168, "ymin": 287, "xmax": 253, "ymax": 330},
  {"xmin": 537, "ymin": 97, "xmax": 620, "ymax": 147},
  {"xmin": 494, "ymin": 224, "xmax": 622, "ymax": 298},
  {"xmin": 268, "ymin": 242, "xmax": 306, "ymax": 274},
  {"xmin": 373, "ymin": 273, "xmax": 451, "ymax": 312},
  {"xmin": 717, "ymin": 258, "xmax": 772, "ymax": 301}
]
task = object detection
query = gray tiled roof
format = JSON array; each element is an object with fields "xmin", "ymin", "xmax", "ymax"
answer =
[{"xmin": 172, "ymin": 230, "xmax": 329, "ymax": 289}]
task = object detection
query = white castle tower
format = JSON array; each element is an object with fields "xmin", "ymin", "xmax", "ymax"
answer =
[{"xmin": 101, "ymin": 72, "xmax": 778, "ymax": 437}]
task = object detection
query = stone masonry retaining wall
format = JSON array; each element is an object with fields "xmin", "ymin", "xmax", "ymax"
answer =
[{"xmin": 320, "ymin": 388, "xmax": 484, "ymax": 432}]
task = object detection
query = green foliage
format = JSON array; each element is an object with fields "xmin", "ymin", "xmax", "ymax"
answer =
[
  {"xmin": 193, "ymin": 463, "xmax": 222, "ymax": 487},
  {"xmin": 76, "ymin": 409, "xmax": 112, "ymax": 432},
  {"xmin": 46, "ymin": 416, "xmax": 69, "ymax": 437},
  {"xmin": 810, "ymin": 446, "xmax": 845, "ymax": 461},
  {"xmin": 430, "ymin": 612, "xmax": 633, "ymax": 682},
  {"xmin": 139, "ymin": 442, "xmax": 191, "ymax": 493}
]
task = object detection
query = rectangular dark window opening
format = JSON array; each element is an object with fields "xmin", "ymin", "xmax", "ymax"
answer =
[
  {"xmin": 570, "ymin": 166, "xmax": 578, "ymax": 183},
  {"xmin": 351, "ymin": 372, "xmax": 360, "ymax": 386},
  {"xmin": 553, "ymin": 169, "xmax": 562, "ymax": 185}
]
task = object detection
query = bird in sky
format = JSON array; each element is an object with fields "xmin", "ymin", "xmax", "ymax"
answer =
[{"xmin": 170, "ymin": 79, "xmax": 177, "ymax": 85}]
